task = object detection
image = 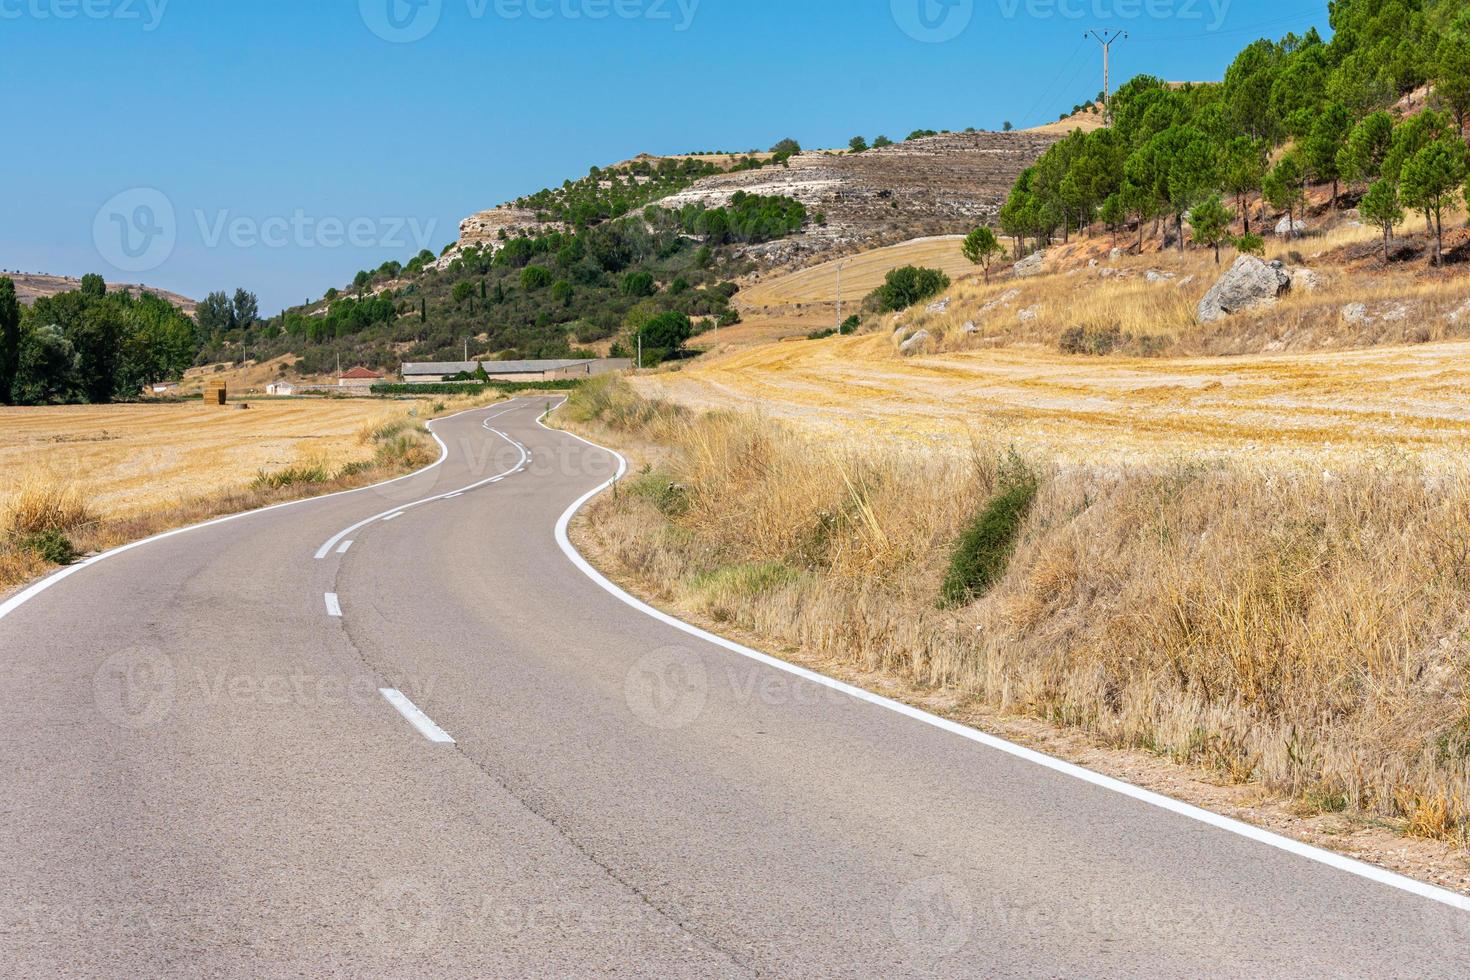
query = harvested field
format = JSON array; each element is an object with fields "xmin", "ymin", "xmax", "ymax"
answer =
[
  {"xmin": 0, "ymin": 399, "xmax": 434, "ymax": 520},
  {"xmin": 739, "ymin": 236, "xmax": 971, "ymax": 309}
]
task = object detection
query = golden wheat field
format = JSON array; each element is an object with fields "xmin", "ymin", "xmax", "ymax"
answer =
[
  {"xmin": 0, "ymin": 399, "xmax": 429, "ymax": 519},
  {"xmin": 738, "ymin": 236, "xmax": 973, "ymax": 309}
]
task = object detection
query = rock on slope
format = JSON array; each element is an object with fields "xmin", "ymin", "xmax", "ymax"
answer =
[{"xmin": 1196, "ymin": 256, "xmax": 1292, "ymax": 323}]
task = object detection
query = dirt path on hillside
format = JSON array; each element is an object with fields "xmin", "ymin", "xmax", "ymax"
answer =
[{"xmin": 640, "ymin": 334, "xmax": 1470, "ymax": 466}]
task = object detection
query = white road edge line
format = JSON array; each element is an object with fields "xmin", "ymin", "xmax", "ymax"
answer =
[
  {"xmin": 337, "ymin": 541, "xmax": 354, "ymax": 555},
  {"xmin": 312, "ymin": 406, "xmax": 531, "ymax": 560},
  {"xmin": 380, "ymin": 689, "xmax": 455, "ymax": 744},
  {"xmin": 0, "ymin": 400, "xmax": 524, "ymax": 625},
  {"xmin": 382, "ymin": 512, "xmax": 405, "ymax": 522},
  {"xmin": 324, "ymin": 593, "xmax": 343, "ymax": 618},
  {"xmin": 537, "ymin": 403, "xmax": 1470, "ymax": 915}
]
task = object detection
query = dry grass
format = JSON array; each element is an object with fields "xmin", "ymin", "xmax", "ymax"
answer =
[
  {"xmin": 0, "ymin": 392, "xmax": 503, "ymax": 594},
  {"xmin": 571, "ymin": 377, "xmax": 1470, "ymax": 846},
  {"xmin": 739, "ymin": 236, "xmax": 973, "ymax": 309},
  {"xmin": 887, "ymin": 223, "xmax": 1470, "ymax": 360}
]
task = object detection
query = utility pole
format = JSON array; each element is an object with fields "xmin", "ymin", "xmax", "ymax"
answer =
[
  {"xmin": 835, "ymin": 261, "xmax": 844, "ymax": 332},
  {"xmin": 637, "ymin": 335, "xmax": 643, "ymax": 371},
  {"xmin": 464, "ymin": 338, "xmax": 469, "ymax": 363},
  {"xmin": 1085, "ymin": 29, "xmax": 1127, "ymax": 121}
]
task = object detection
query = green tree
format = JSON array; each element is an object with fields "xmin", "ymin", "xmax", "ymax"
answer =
[
  {"xmin": 961, "ymin": 227, "xmax": 1004, "ymax": 283},
  {"xmin": 1098, "ymin": 194, "xmax": 1126, "ymax": 245},
  {"xmin": 848, "ymin": 136, "xmax": 868, "ymax": 154},
  {"xmin": 79, "ymin": 273, "xmax": 106, "ymax": 298},
  {"xmin": 634, "ymin": 311, "xmax": 694, "ymax": 363},
  {"xmin": 1337, "ymin": 111, "xmax": 1396, "ymax": 187},
  {"xmin": 1263, "ymin": 153, "xmax": 1308, "ymax": 234},
  {"xmin": 1400, "ymin": 138, "xmax": 1469, "ymax": 267},
  {"xmin": 551, "ymin": 280, "xmax": 574, "ymax": 306},
  {"xmin": 0, "ymin": 277, "xmax": 19, "ymax": 404},
  {"xmin": 1433, "ymin": 33, "xmax": 1470, "ymax": 134},
  {"xmin": 196, "ymin": 291, "xmax": 236, "ymax": 334},
  {"xmin": 1221, "ymin": 136, "xmax": 1267, "ymax": 234},
  {"xmin": 1303, "ymin": 102, "xmax": 1352, "ymax": 206},
  {"xmin": 1189, "ymin": 195, "xmax": 1236, "ymax": 264},
  {"xmin": 232, "ymin": 288, "xmax": 259, "ymax": 328},
  {"xmin": 770, "ymin": 138, "xmax": 801, "ymax": 155},
  {"xmin": 1358, "ymin": 178, "xmax": 1404, "ymax": 263},
  {"xmin": 872, "ymin": 135, "xmax": 893, "ymax": 149},
  {"xmin": 452, "ymin": 280, "xmax": 476, "ymax": 305}
]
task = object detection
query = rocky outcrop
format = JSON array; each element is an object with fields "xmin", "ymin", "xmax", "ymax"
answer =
[
  {"xmin": 1196, "ymin": 256, "xmax": 1292, "ymax": 323},
  {"xmin": 1275, "ymin": 214, "xmax": 1307, "ymax": 238},
  {"xmin": 1013, "ymin": 251, "xmax": 1045, "ymax": 277},
  {"xmin": 899, "ymin": 329, "xmax": 931, "ymax": 354}
]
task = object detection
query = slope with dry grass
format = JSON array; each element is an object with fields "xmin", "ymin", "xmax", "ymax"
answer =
[{"xmin": 565, "ymin": 377, "xmax": 1470, "ymax": 861}]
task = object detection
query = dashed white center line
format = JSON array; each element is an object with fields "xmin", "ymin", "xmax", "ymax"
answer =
[
  {"xmin": 380, "ymin": 689, "xmax": 456, "ymax": 744},
  {"xmin": 337, "ymin": 540, "xmax": 354, "ymax": 554},
  {"xmin": 324, "ymin": 593, "xmax": 343, "ymax": 617}
]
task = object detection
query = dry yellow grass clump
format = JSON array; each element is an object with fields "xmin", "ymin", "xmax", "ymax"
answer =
[{"xmin": 570, "ymin": 378, "xmax": 1470, "ymax": 845}]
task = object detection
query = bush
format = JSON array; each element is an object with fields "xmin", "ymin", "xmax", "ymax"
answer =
[
  {"xmin": 21, "ymin": 529, "xmax": 78, "ymax": 565},
  {"xmin": 1234, "ymin": 233, "xmax": 1266, "ymax": 256},
  {"xmin": 620, "ymin": 271, "xmax": 657, "ymax": 297},
  {"xmin": 520, "ymin": 266, "xmax": 553, "ymax": 290},
  {"xmin": 939, "ymin": 453, "xmax": 1037, "ymax": 608},
  {"xmin": 870, "ymin": 266, "xmax": 951, "ymax": 312},
  {"xmin": 251, "ymin": 464, "xmax": 331, "ymax": 490},
  {"xmin": 839, "ymin": 315, "xmax": 862, "ymax": 335},
  {"xmin": 1059, "ymin": 323, "xmax": 1124, "ymax": 356}
]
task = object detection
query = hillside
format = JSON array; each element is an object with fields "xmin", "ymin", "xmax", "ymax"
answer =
[
  {"xmin": 445, "ymin": 132, "xmax": 1058, "ymax": 274},
  {"xmin": 8, "ymin": 272, "xmax": 197, "ymax": 315}
]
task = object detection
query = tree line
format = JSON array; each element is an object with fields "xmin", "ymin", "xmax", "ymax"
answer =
[
  {"xmin": 0, "ymin": 275, "xmax": 199, "ymax": 405},
  {"xmin": 998, "ymin": 0, "xmax": 1470, "ymax": 267}
]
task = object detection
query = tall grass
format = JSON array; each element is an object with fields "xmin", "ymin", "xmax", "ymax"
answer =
[{"xmin": 572, "ymin": 379, "xmax": 1470, "ymax": 845}]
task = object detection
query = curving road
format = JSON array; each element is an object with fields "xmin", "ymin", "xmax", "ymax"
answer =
[{"xmin": 2, "ymin": 397, "xmax": 1469, "ymax": 977}]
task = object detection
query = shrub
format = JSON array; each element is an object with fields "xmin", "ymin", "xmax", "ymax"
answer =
[
  {"xmin": 839, "ymin": 315, "xmax": 861, "ymax": 335},
  {"xmin": 620, "ymin": 271, "xmax": 657, "ymax": 297},
  {"xmin": 939, "ymin": 453, "xmax": 1037, "ymax": 608},
  {"xmin": 870, "ymin": 266, "xmax": 951, "ymax": 312},
  {"xmin": 251, "ymin": 464, "xmax": 331, "ymax": 490},
  {"xmin": 21, "ymin": 529, "xmax": 78, "ymax": 565},
  {"xmin": 1059, "ymin": 323, "xmax": 1124, "ymax": 356},
  {"xmin": 1234, "ymin": 233, "xmax": 1266, "ymax": 256},
  {"xmin": 520, "ymin": 265, "xmax": 553, "ymax": 290}
]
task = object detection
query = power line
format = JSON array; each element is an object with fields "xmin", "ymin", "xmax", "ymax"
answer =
[{"xmin": 1018, "ymin": 38, "xmax": 1090, "ymax": 128}]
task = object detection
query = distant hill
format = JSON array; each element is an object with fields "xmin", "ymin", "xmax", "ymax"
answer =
[
  {"xmin": 448, "ymin": 131, "xmax": 1061, "ymax": 276},
  {"xmin": 6, "ymin": 272, "xmax": 197, "ymax": 316}
]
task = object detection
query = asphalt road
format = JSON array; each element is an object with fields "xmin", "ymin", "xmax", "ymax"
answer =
[{"xmin": 3, "ymin": 397, "xmax": 1469, "ymax": 978}]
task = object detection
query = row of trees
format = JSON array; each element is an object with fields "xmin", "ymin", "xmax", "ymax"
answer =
[
  {"xmin": 0, "ymin": 275, "xmax": 198, "ymax": 405},
  {"xmin": 998, "ymin": 0, "xmax": 1470, "ymax": 266}
]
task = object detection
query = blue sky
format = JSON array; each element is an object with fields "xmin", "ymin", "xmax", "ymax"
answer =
[{"xmin": 1, "ymin": 0, "xmax": 1331, "ymax": 312}]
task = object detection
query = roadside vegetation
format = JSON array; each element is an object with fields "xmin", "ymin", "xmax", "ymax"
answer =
[{"xmin": 566, "ymin": 375, "xmax": 1470, "ymax": 849}]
